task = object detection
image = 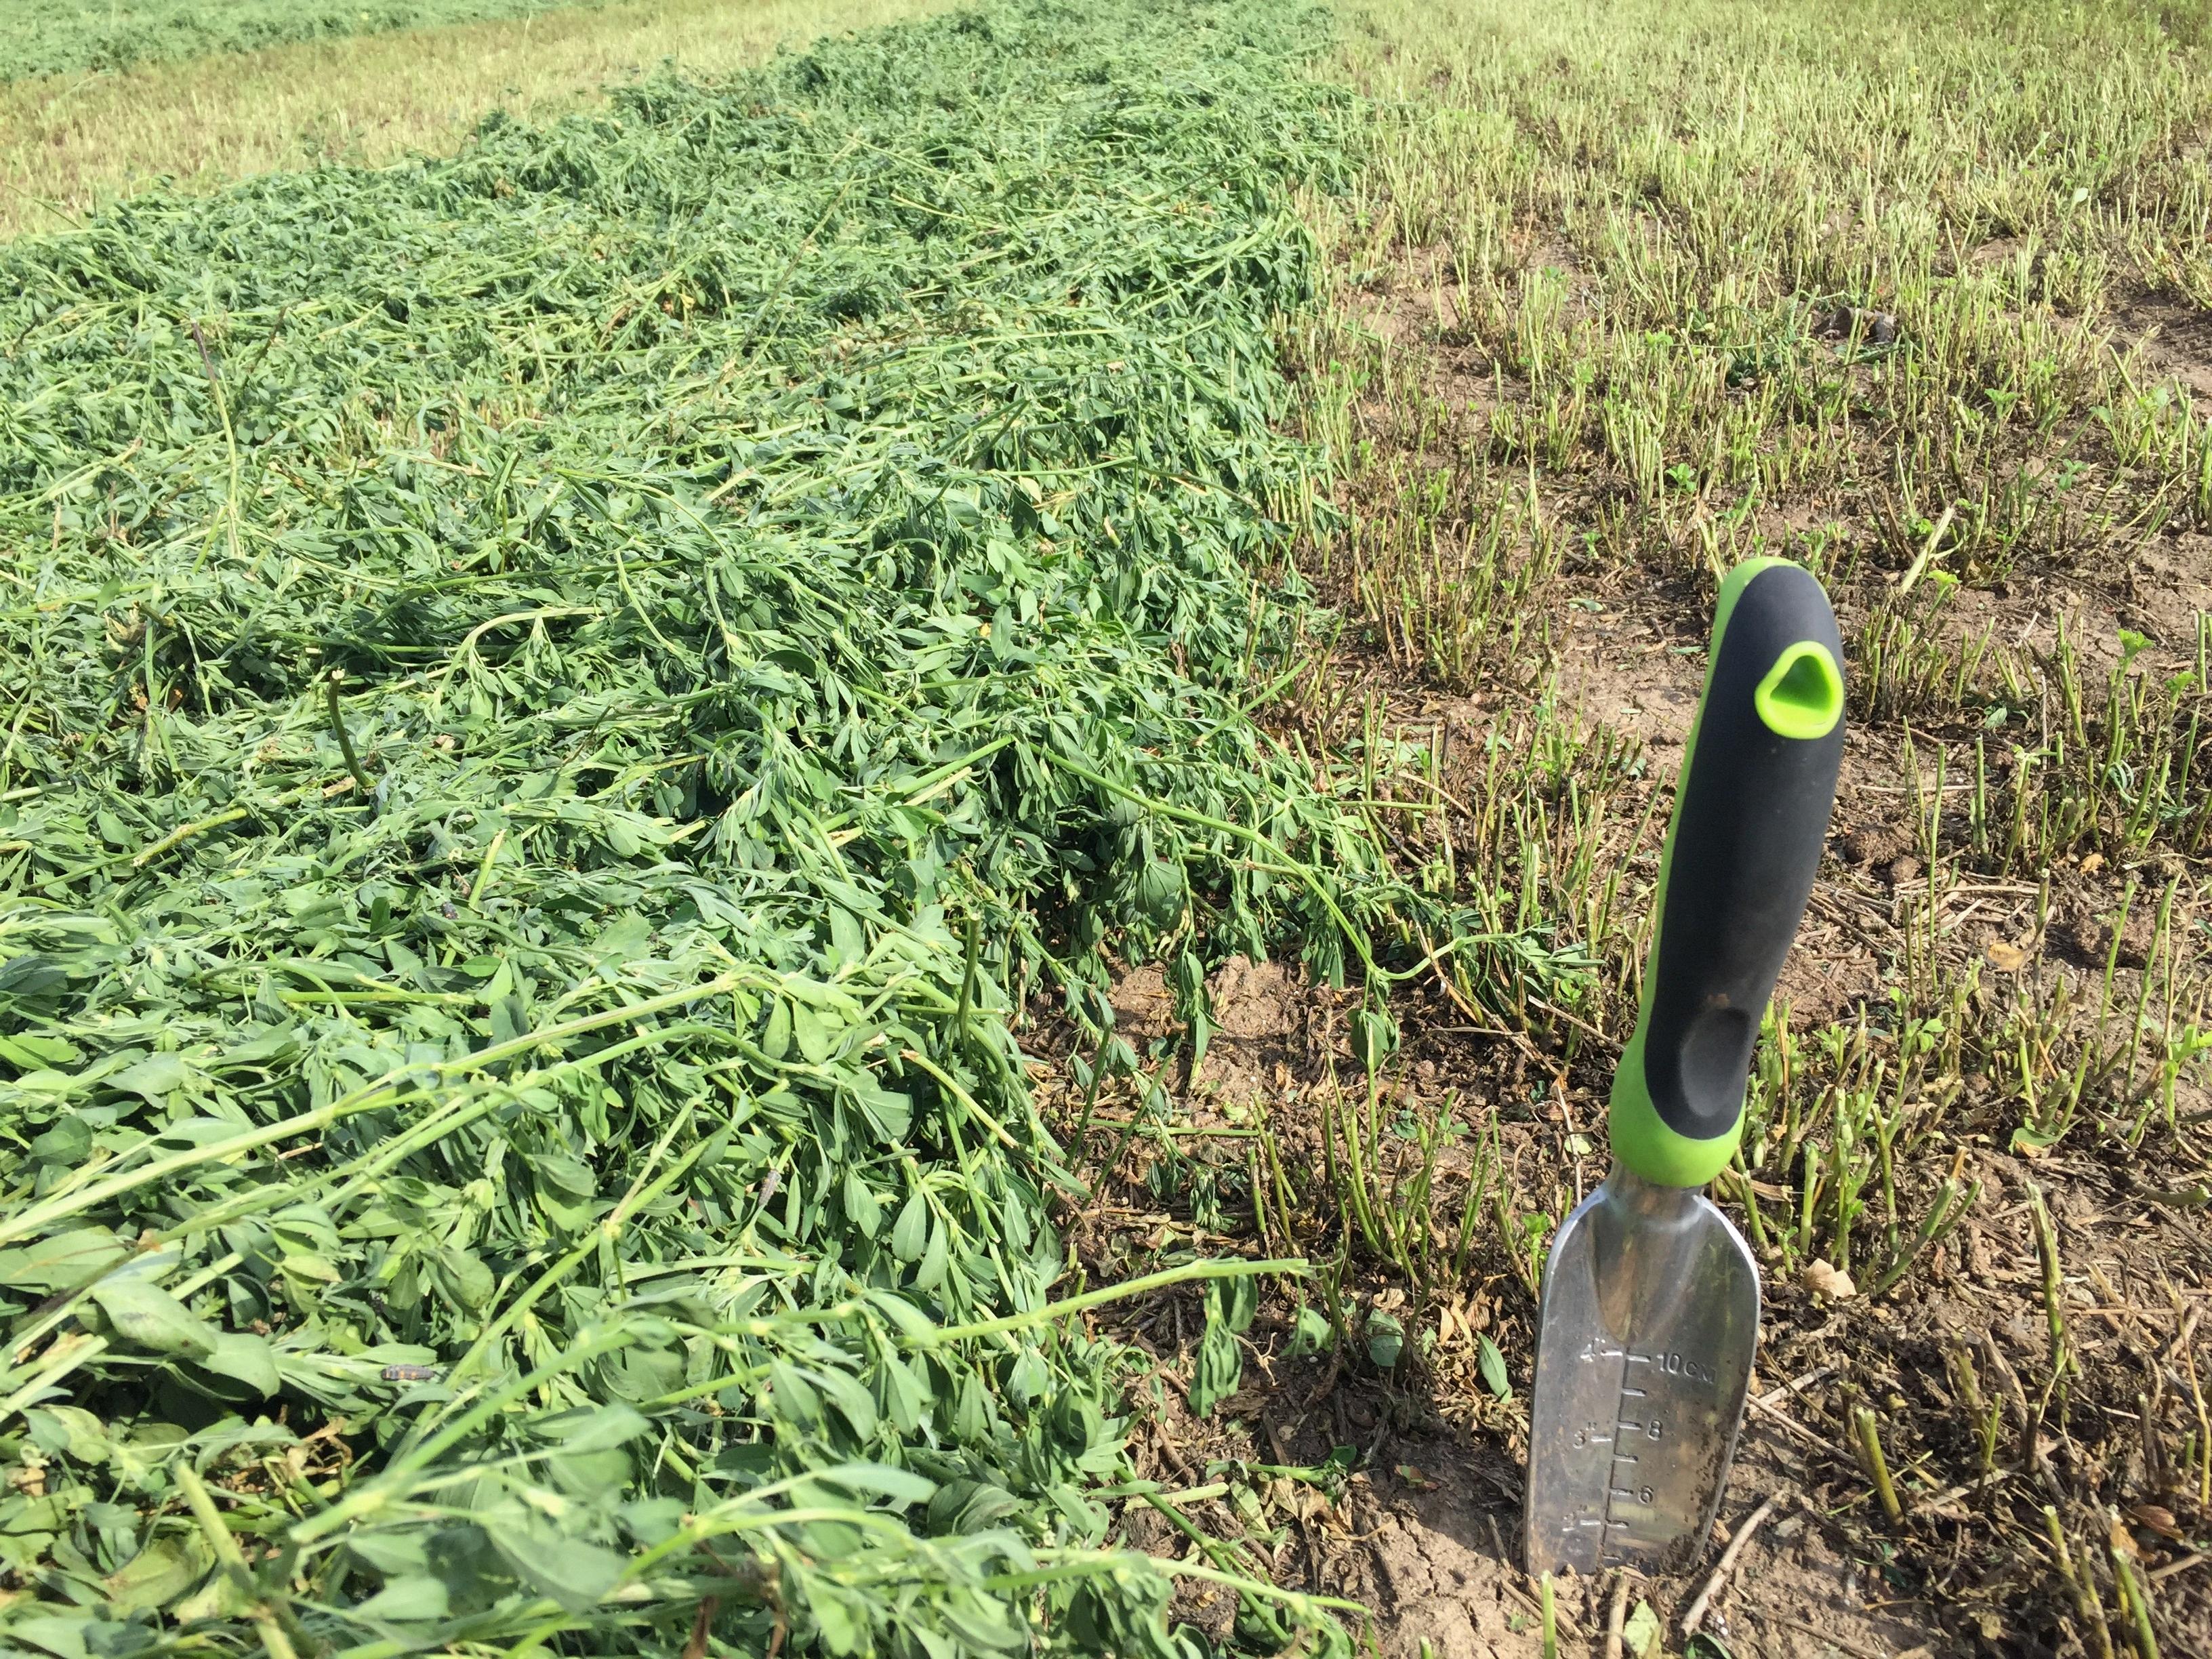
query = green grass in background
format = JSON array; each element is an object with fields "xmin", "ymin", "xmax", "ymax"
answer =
[
  {"xmin": 0, "ymin": 0, "xmax": 607, "ymax": 80},
  {"xmin": 0, "ymin": 0, "xmax": 950, "ymax": 241}
]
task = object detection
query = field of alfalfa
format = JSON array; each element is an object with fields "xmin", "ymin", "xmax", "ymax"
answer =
[{"xmin": 1, "ymin": 1, "xmax": 2209, "ymax": 1656}]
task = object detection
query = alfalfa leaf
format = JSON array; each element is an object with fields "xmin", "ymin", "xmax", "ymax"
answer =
[
  {"xmin": 484, "ymin": 1522, "xmax": 626, "ymax": 1614},
  {"xmin": 1623, "ymin": 1599, "xmax": 1665, "ymax": 1659},
  {"xmin": 352, "ymin": 1574, "xmax": 451, "ymax": 1624},
  {"xmin": 102, "ymin": 1531, "xmax": 211, "ymax": 1614},
  {"xmin": 842, "ymin": 1168, "xmax": 881, "ymax": 1237},
  {"xmin": 1286, "ymin": 1303, "xmax": 1335, "ymax": 1357},
  {"xmin": 0, "ymin": 1227, "xmax": 127, "ymax": 1292},
  {"xmin": 1220, "ymin": 1271, "xmax": 1258, "ymax": 1334},
  {"xmin": 890, "ymin": 1189, "xmax": 929, "ymax": 1262},
  {"xmin": 1365, "ymin": 1309, "xmax": 1405, "ymax": 1370},
  {"xmin": 1477, "ymin": 1333, "xmax": 1511, "ymax": 1400},
  {"xmin": 814, "ymin": 1462, "xmax": 936, "ymax": 1506},
  {"xmin": 87, "ymin": 1278, "xmax": 218, "ymax": 1358},
  {"xmin": 106, "ymin": 1052, "xmax": 196, "ymax": 1102},
  {"xmin": 1189, "ymin": 1309, "xmax": 1242, "ymax": 1416},
  {"xmin": 201, "ymin": 1332, "xmax": 282, "ymax": 1397},
  {"xmin": 541, "ymin": 1404, "xmax": 651, "ymax": 1456}
]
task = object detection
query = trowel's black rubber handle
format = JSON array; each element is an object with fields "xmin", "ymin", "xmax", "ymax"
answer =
[{"xmin": 1610, "ymin": 558, "xmax": 1846, "ymax": 1187}]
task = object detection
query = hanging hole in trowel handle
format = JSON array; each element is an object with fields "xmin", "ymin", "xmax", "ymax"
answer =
[{"xmin": 1753, "ymin": 640, "xmax": 1843, "ymax": 740}]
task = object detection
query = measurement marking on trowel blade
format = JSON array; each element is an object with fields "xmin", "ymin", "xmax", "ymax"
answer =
[{"xmin": 1592, "ymin": 1347, "xmax": 1686, "ymax": 1561}]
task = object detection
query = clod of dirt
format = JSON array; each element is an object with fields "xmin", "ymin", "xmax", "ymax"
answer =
[
  {"xmin": 1839, "ymin": 821, "xmax": 1910, "ymax": 865},
  {"xmin": 1814, "ymin": 304, "xmax": 1898, "ymax": 344},
  {"xmin": 1207, "ymin": 954, "xmax": 1298, "ymax": 1039},
  {"xmin": 1885, "ymin": 854, "xmax": 1923, "ymax": 886},
  {"xmin": 1108, "ymin": 963, "xmax": 1177, "ymax": 1038},
  {"xmin": 2049, "ymin": 899, "xmax": 2158, "ymax": 968}
]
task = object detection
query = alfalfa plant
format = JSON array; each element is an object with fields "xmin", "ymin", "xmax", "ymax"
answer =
[{"xmin": 0, "ymin": 3, "xmax": 1473, "ymax": 1654}]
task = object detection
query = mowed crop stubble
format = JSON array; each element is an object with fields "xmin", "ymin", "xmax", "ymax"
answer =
[
  {"xmin": 1255, "ymin": 0, "xmax": 2212, "ymax": 1652},
  {"xmin": 2, "ymin": 0, "xmax": 2211, "ymax": 1656}
]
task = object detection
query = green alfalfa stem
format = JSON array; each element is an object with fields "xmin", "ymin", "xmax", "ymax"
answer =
[
  {"xmin": 2109, "ymin": 1525, "xmax": 2161, "ymax": 1659},
  {"xmin": 953, "ymin": 914, "xmax": 982, "ymax": 1052},
  {"xmin": 177, "ymin": 1465, "xmax": 302, "ymax": 1659},
  {"xmin": 1854, "ymin": 1406, "xmax": 1905, "ymax": 1528},
  {"xmin": 2045, "ymin": 1506, "xmax": 2117, "ymax": 1659},
  {"xmin": 1322, "ymin": 1066, "xmax": 1387, "ymax": 1259},
  {"xmin": 1067, "ymin": 1024, "xmax": 1118, "ymax": 1167},
  {"xmin": 1721, "ymin": 1164, "xmax": 1773, "ymax": 1256},
  {"xmin": 1047, "ymin": 750, "xmax": 1532, "ymax": 989},
  {"xmin": 926, "ymin": 1254, "xmax": 1307, "ymax": 1346},
  {"xmin": 1139, "ymin": 1492, "xmax": 1291, "ymax": 1645},
  {"xmin": 1450, "ymin": 1110, "xmax": 1500, "ymax": 1285},
  {"xmin": 0, "ymin": 971, "xmax": 744, "ymax": 1249},
  {"xmin": 987, "ymin": 1549, "xmax": 1369, "ymax": 1622},
  {"xmin": 2028, "ymin": 1181, "xmax": 2077, "ymax": 1389},
  {"xmin": 323, "ymin": 670, "xmax": 377, "ymax": 805},
  {"xmin": 1947, "ymin": 1340, "xmax": 1996, "ymax": 1476},
  {"xmin": 1866, "ymin": 1169, "xmax": 1981, "ymax": 1298}
]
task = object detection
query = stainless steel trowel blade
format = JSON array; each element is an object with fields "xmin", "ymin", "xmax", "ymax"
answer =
[{"xmin": 1523, "ymin": 1167, "xmax": 1759, "ymax": 1578}]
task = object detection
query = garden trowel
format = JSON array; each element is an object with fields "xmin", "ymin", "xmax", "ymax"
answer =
[{"xmin": 1525, "ymin": 558, "xmax": 1845, "ymax": 1578}]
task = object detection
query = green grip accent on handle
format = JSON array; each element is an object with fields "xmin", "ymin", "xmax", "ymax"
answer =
[
  {"xmin": 1610, "ymin": 556, "xmax": 1846, "ymax": 1188},
  {"xmin": 1610, "ymin": 1021, "xmax": 1721, "ymax": 1187},
  {"xmin": 1754, "ymin": 642, "xmax": 1843, "ymax": 740}
]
